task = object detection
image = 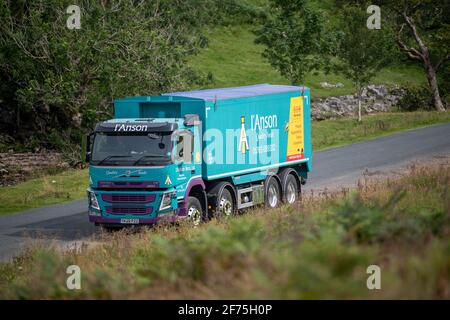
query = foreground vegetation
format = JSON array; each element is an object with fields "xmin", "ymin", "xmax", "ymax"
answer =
[
  {"xmin": 0, "ymin": 160, "xmax": 448, "ymax": 299},
  {"xmin": 1, "ymin": 111, "xmax": 449, "ymax": 216}
]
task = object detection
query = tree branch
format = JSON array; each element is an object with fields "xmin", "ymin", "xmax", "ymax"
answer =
[
  {"xmin": 403, "ymin": 12, "xmax": 427, "ymax": 54},
  {"xmin": 396, "ymin": 24, "xmax": 423, "ymax": 61}
]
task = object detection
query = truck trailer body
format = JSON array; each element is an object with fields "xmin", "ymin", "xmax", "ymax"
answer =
[{"xmin": 87, "ymin": 84, "xmax": 312, "ymax": 227}]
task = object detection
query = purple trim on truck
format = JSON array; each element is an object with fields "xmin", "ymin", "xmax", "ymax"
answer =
[
  {"xmin": 98, "ymin": 181, "xmax": 159, "ymax": 189},
  {"xmin": 101, "ymin": 194, "xmax": 156, "ymax": 204},
  {"xmin": 105, "ymin": 206, "xmax": 153, "ymax": 215},
  {"xmin": 177, "ymin": 177, "xmax": 205, "ymax": 217}
]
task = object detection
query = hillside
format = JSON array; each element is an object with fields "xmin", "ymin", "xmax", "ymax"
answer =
[{"xmin": 189, "ymin": 25, "xmax": 426, "ymax": 98}]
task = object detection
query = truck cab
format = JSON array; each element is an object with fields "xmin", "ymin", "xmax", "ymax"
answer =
[
  {"xmin": 87, "ymin": 115, "xmax": 204, "ymax": 227},
  {"xmin": 87, "ymin": 84, "xmax": 312, "ymax": 228}
]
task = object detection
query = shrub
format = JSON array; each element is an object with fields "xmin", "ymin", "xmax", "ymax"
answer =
[
  {"xmin": 395, "ymin": 86, "xmax": 434, "ymax": 111},
  {"xmin": 328, "ymin": 185, "xmax": 448, "ymax": 244}
]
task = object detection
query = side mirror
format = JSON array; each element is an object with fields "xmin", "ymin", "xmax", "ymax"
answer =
[
  {"xmin": 171, "ymin": 130, "xmax": 194, "ymax": 164},
  {"xmin": 85, "ymin": 133, "xmax": 93, "ymax": 163},
  {"xmin": 183, "ymin": 114, "xmax": 199, "ymax": 126}
]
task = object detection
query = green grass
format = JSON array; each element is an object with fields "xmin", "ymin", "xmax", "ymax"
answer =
[
  {"xmin": 0, "ymin": 169, "xmax": 88, "ymax": 216},
  {"xmin": 1, "ymin": 111, "xmax": 449, "ymax": 216},
  {"xmin": 1, "ymin": 161, "xmax": 448, "ymax": 299},
  {"xmin": 189, "ymin": 25, "xmax": 426, "ymax": 98}
]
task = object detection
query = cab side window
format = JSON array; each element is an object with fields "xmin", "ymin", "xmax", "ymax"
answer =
[{"xmin": 174, "ymin": 131, "xmax": 194, "ymax": 163}]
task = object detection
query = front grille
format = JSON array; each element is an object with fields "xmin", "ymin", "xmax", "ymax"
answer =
[
  {"xmin": 101, "ymin": 194, "xmax": 156, "ymax": 203},
  {"xmin": 114, "ymin": 195, "xmax": 145, "ymax": 202},
  {"xmin": 106, "ymin": 206, "xmax": 152, "ymax": 215},
  {"xmin": 98, "ymin": 181, "xmax": 160, "ymax": 189}
]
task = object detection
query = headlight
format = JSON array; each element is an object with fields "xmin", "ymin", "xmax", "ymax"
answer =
[
  {"xmin": 88, "ymin": 191, "xmax": 100, "ymax": 210},
  {"xmin": 159, "ymin": 191, "xmax": 175, "ymax": 211}
]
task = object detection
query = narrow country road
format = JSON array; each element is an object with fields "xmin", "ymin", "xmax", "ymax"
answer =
[{"xmin": 1, "ymin": 122, "xmax": 450, "ymax": 262}]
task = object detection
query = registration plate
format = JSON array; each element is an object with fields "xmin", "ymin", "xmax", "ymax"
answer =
[{"xmin": 120, "ymin": 218, "xmax": 139, "ymax": 224}]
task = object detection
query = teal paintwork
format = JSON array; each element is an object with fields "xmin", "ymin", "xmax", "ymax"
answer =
[
  {"xmin": 88, "ymin": 121, "xmax": 202, "ymax": 220},
  {"xmin": 113, "ymin": 87, "xmax": 312, "ymax": 181},
  {"xmin": 232, "ymin": 171, "xmax": 268, "ymax": 185},
  {"xmin": 201, "ymin": 89, "xmax": 312, "ymax": 180},
  {"xmin": 88, "ymin": 84, "xmax": 312, "ymax": 225}
]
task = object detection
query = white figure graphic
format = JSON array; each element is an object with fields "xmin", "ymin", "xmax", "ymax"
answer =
[{"xmin": 239, "ymin": 116, "xmax": 249, "ymax": 154}]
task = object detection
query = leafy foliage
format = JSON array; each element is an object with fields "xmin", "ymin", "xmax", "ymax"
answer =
[
  {"xmin": 255, "ymin": 0, "xmax": 335, "ymax": 85},
  {"xmin": 331, "ymin": 5, "xmax": 393, "ymax": 90},
  {"xmin": 0, "ymin": 0, "xmax": 257, "ymax": 150},
  {"xmin": 329, "ymin": 4, "xmax": 394, "ymax": 120},
  {"xmin": 395, "ymin": 86, "xmax": 434, "ymax": 111},
  {"xmin": 331, "ymin": 190, "xmax": 446, "ymax": 243},
  {"xmin": 376, "ymin": 0, "xmax": 450, "ymax": 110}
]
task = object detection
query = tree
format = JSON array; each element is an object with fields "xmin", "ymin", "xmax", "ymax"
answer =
[
  {"xmin": 332, "ymin": 5, "xmax": 393, "ymax": 121},
  {"xmin": 0, "ymin": 0, "xmax": 213, "ymax": 149},
  {"xmin": 381, "ymin": 0, "xmax": 449, "ymax": 111},
  {"xmin": 255, "ymin": 0, "xmax": 332, "ymax": 85}
]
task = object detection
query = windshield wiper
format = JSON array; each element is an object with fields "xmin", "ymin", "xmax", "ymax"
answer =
[
  {"xmin": 97, "ymin": 155, "xmax": 130, "ymax": 165},
  {"xmin": 133, "ymin": 154, "xmax": 169, "ymax": 165}
]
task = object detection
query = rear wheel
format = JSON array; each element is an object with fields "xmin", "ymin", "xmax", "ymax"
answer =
[
  {"xmin": 265, "ymin": 176, "xmax": 281, "ymax": 208},
  {"xmin": 186, "ymin": 196, "xmax": 203, "ymax": 226},
  {"xmin": 283, "ymin": 174, "xmax": 299, "ymax": 204}
]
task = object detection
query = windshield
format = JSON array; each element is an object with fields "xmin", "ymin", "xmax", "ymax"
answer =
[{"xmin": 91, "ymin": 132, "xmax": 172, "ymax": 166}]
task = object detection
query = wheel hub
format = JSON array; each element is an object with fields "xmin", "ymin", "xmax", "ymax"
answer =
[
  {"xmin": 219, "ymin": 197, "xmax": 233, "ymax": 216},
  {"xmin": 286, "ymin": 181, "xmax": 296, "ymax": 204},
  {"xmin": 188, "ymin": 206, "xmax": 201, "ymax": 226},
  {"xmin": 268, "ymin": 185, "xmax": 278, "ymax": 207}
]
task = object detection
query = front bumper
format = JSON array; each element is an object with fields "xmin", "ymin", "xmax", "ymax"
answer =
[
  {"xmin": 87, "ymin": 187, "xmax": 185, "ymax": 225},
  {"xmin": 88, "ymin": 214, "xmax": 183, "ymax": 225}
]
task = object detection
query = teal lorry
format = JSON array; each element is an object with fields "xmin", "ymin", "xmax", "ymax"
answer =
[{"xmin": 86, "ymin": 84, "xmax": 312, "ymax": 228}]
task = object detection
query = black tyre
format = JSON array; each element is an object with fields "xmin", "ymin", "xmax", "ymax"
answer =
[
  {"xmin": 186, "ymin": 196, "xmax": 203, "ymax": 226},
  {"xmin": 283, "ymin": 174, "xmax": 299, "ymax": 204},
  {"xmin": 265, "ymin": 176, "xmax": 281, "ymax": 208},
  {"xmin": 215, "ymin": 188, "xmax": 234, "ymax": 218}
]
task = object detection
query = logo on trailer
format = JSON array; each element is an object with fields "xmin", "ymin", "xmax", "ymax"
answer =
[
  {"xmin": 250, "ymin": 114, "xmax": 278, "ymax": 131},
  {"xmin": 238, "ymin": 116, "xmax": 249, "ymax": 154}
]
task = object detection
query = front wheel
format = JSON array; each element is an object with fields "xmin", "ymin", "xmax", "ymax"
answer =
[{"xmin": 186, "ymin": 196, "xmax": 203, "ymax": 226}]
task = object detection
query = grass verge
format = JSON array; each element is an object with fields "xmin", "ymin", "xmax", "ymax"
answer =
[
  {"xmin": 0, "ymin": 169, "xmax": 88, "ymax": 216},
  {"xmin": 0, "ymin": 160, "xmax": 448, "ymax": 299},
  {"xmin": 312, "ymin": 110, "xmax": 450, "ymax": 150},
  {"xmin": 1, "ymin": 111, "xmax": 449, "ymax": 216}
]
